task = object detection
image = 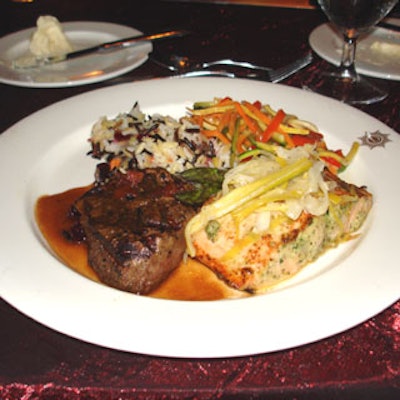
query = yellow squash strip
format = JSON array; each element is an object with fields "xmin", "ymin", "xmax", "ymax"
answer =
[
  {"xmin": 190, "ymin": 105, "xmax": 235, "ymax": 116},
  {"xmin": 344, "ymin": 141, "xmax": 360, "ymax": 164},
  {"xmin": 231, "ymin": 189, "xmax": 303, "ymax": 223},
  {"xmin": 185, "ymin": 157, "xmax": 313, "ymax": 256},
  {"xmin": 318, "ymin": 150, "xmax": 348, "ymax": 165}
]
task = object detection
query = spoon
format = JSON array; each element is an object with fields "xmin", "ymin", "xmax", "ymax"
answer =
[{"xmin": 151, "ymin": 53, "xmax": 273, "ymax": 73}]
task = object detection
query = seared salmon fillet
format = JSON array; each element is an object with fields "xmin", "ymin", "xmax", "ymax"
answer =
[{"xmin": 190, "ymin": 168, "xmax": 373, "ymax": 293}]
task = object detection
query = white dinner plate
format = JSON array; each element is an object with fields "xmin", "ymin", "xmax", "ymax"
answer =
[
  {"xmin": 0, "ymin": 78, "xmax": 399, "ymax": 358},
  {"xmin": 309, "ymin": 20, "xmax": 400, "ymax": 81},
  {"xmin": 0, "ymin": 21, "xmax": 152, "ymax": 88}
]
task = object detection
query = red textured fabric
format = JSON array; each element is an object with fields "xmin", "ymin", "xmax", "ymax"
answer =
[{"xmin": 1, "ymin": 299, "xmax": 399, "ymax": 399}]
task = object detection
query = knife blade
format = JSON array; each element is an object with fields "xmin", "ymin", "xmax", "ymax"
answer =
[{"xmin": 13, "ymin": 30, "xmax": 189, "ymax": 69}]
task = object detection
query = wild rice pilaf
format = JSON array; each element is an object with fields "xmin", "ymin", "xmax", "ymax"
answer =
[{"xmin": 89, "ymin": 103, "xmax": 231, "ymax": 174}]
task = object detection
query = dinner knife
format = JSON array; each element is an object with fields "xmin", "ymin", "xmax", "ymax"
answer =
[{"xmin": 14, "ymin": 30, "xmax": 189, "ymax": 69}]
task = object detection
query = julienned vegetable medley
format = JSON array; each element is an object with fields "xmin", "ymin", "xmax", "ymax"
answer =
[{"xmin": 186, "ymin": 97, "xmax": 359, "ymax": 175}]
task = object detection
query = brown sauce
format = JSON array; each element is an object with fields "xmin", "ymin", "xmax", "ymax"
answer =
[{"xmin": 35, "ymin": 187, "xmax": 247, "ymax": 301}]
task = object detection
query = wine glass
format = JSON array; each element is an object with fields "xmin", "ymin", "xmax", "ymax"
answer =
[{"xmin": 304, "ymin": 0, "xmax": 399, "ymax": 105}]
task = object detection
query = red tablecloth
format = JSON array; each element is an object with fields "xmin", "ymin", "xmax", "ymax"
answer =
[{"xmin": 1, "ymin": 298, "xmax": 399, "ymax": 398}]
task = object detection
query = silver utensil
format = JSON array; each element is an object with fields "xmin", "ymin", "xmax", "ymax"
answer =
[
  {"xmin": 377, "ymin": 20, "xmax": 400, "ymax": 32},
  {"xmin": 152, "ymin": 54, "xmax": 273, "ymax": 72},
  {"xmin": 159, "ymin": 52, "xmax": 313, "ymax": 83},
  {"xmin": 13, "ymin": 30, "xmax": 189, "ymax": 69}
]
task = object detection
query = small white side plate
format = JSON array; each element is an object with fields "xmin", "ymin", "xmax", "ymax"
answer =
[
  {"xmin": 309, "ymin": 20, "xmax": 400, "ymax": 81},
  {"xmin": 0, "ymin": 21, "xmax": 152, "ymax": 88}
]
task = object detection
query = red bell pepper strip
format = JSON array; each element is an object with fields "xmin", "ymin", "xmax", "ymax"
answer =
[
  {"xmin": 291, "ymin": 131, "xmax": 324, "ymax": 146},
  {"xmin": 252, "ymin": 100, "xmax": 262, "ymax": 110},
  {"xmin": 260, "ymin": 109, "xmax": 285, "ymax": 143},
  {"xmin": 320, "ymin": 156, "xmax": 342, "ymax": 169}
]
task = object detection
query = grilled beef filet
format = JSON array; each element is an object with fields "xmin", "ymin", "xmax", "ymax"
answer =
[{"xmin": 74, "ymin": 165, "xmax": 197, "ymax": 294}]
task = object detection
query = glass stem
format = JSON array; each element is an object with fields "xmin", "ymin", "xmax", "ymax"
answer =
[{"xmin": 339, "ymin": 33, "xmax": 358, "ymax": 81}]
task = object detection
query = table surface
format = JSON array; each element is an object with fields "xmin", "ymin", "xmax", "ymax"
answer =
[{"xmin": 1, "ymin": 1, "xmax": 399, "ymax": 399}]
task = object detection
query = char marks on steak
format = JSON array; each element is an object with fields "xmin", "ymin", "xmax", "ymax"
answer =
[{"xmin": 74, "ymin": 164, "xmax": 197, "ymax": 294}]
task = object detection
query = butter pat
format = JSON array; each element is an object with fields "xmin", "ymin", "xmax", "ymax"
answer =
[{"xmin": 29, "ymin": 15, "xmax": 73, "ymax": 57}]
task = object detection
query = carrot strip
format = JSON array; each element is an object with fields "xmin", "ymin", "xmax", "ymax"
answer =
[
  {"xmin": 109, "ymin": 157, "xmax": 122, "ymax": 170},
  {"xmin": 217, "ymin": 110, "xmax": 233, "ymax": 138},
  {"xmin": 202, "ymin": 129, "xmax": 231, "ymax": 145},
  {"xmin": 236, "ymin": 129, "xmax": 253, "ymax": 153},
  {"xmin": 190, "ymin": 114, "xmax": 204, "ymax": 128},
  {"xmin": 236, "ymin": 120, "xmax": 254, "ymax": 153},
  {"xmin": 234, "ymin": 102, "xmax": 260, "ymax": 135},
  {"xmin": 228, "ymin": 112, "xmax": 237, "ymax": 139},
  {"xmin": 281, "ymin": 130, "xmax": 295, "ymax": 148},
  {"xmin": 242, "ymin": 101, "xmax": 272, "ymax": 127},
  {"xmin": 217, "ymin": 97, "xmax": 234, "ymax": 106}
]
